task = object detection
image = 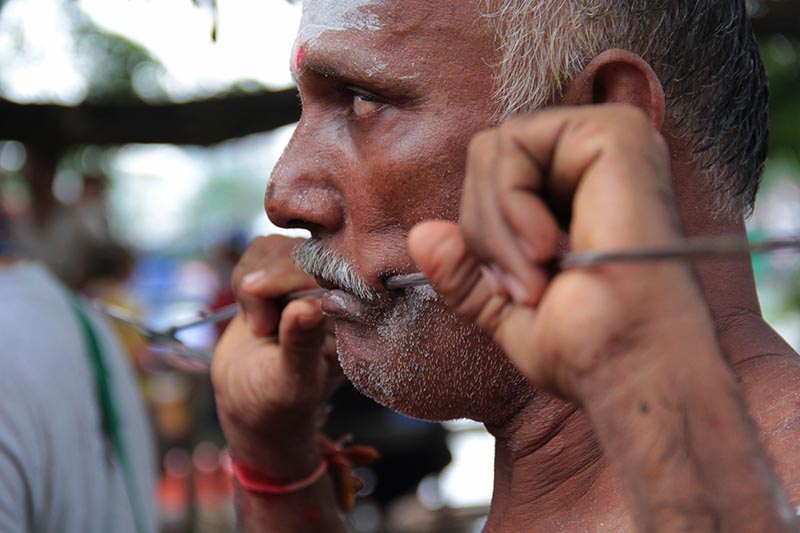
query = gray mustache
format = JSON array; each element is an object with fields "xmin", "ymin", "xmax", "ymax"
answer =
[{"xmin": 293, "ymin": 239, "xmax": 377, "ymax": 301}]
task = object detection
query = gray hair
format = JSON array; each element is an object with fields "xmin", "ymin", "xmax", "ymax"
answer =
[
  {"xmin": 485, "ymin": 0, "xmax": 769, "ymax": 215},
  {"xmin": 293, "ymin": 238, "xmax": 377, "ymax": 300}
]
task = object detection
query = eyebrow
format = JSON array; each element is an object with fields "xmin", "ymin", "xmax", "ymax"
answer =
[
  {"xmin": 304, "ymin": 62, "xmax": 342, "ymax": 80},
  {"xmin": 292, "ymin": 49, "xmax": 399, "ymax": 90},
  {"xmin": 289, "ymin": 44, "xmax": 426, "ymax": 108}
]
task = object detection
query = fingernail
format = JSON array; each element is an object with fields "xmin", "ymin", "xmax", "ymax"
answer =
[
  {"xmin": 242, "ymin": 271, "xmax": 267, "ymax": 291},
  {"xmin": 503, "ymin": 274, "xmax": 531, "ymax": 305}
]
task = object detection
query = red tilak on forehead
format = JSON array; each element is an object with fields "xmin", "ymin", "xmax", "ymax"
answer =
[{"xmin": 296, "ymin": 46, "xmax": 307, "ymax": 72}]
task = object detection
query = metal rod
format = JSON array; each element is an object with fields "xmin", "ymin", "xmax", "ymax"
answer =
[
  {"xmin": 165, "ymin": 287, "xmax": 329, "ymax": 335},
  {"xmin": 113, "ymin": 235, "xmax": 800, "ymax": 337},
  {"xmin": 559, "ymin": 236, "xmax": 800, "ymax": 269},
  {"xmin": 384, "ymin": 272, "xmax": 430, "ymax": 290},
  {"xmin": 100, "ymin": 273, "xmax": 425, "ymax": 343},
  {"xmin": 99, "ymin": 235, "xmax": 800, "ymax": 370}
]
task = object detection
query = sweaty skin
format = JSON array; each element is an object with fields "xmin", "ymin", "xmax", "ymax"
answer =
[{"xmin": 212, "ymin": 1, "xmax": 800, "ymax": 531}]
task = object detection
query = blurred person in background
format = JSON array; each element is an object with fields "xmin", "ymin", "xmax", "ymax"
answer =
[
  {"xmin": 78, "ymin": 240, "xmax": 150, "ymax": 375},
  {"xmin": 0, "ymin": 210, "xmax": 157, "ymax": 533},
  {"xmin": 8, "ymin": 151, "xmax": 115, "ymax": 289}
]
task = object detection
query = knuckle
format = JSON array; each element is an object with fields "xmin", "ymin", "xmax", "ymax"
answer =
[
  {"xmin": 496, "ymin": 122, "xmax": 521, "ymax": 153},
  {"xmin": 567, "ymin": 114, "xmax": 607, "ymax": 146}
]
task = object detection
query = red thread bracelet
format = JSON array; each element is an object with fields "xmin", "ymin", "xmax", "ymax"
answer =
[
  {"xmin": 229, "ymin": 435, "xmax": 379, "ymax": 510},
  {"xmin": 232, "ymin": 457, "xmax": 328, "ymax": 495}
]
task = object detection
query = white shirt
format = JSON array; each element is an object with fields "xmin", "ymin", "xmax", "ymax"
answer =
[{"xmin": 0, "ymin": 262, "xmax": 157, "ymax": 533}]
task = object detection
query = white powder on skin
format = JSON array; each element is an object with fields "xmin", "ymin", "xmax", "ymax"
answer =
[
  {"xmin": 365, "ymin": 62, "xmax": 389, "ymax": 77},
  {"xmin": 292, "ymin": 1, "xmax": 423, "ymax": 87},
  {"xmin": 299, "ymin": 0, "xmax": 383, "ymax": 43}
]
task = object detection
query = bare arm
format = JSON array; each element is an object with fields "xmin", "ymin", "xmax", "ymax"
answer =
[{"xmin": 579, "ymin": 290, "xmax": 796, "ymax": 531}]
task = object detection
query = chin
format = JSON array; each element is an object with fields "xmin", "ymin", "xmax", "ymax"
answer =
[{"xmin": 333, "ymin": 296, "xmax": 531, "ymax": 424}]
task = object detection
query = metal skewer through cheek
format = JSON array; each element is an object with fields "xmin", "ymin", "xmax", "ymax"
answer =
[
  {"xmin": 390, "ymin": 236, "xmax": 800, "ymax": 290},
  {"xmin": 102, "ymin": 235, "xmax": 800, "ymax": 371},
  {"xmin": 100, "ymin": 275, "xmax": 424, "ymax": 371}
]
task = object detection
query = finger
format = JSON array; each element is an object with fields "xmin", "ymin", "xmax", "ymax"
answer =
[
  {"xmin": 494, "ymin": 132, "xmax": 561, "ymax": 262},
  {"xmin": 462, "ymin": 129, "xmax": 555, "ymax": 305},
  {"xmin": 410, "ymin": 221, "xmax": 550, "ymax": 382},
  {"xmin": 409, "ymin": 221, "xmax": 517, "ymax": 335},
  {"xmin": 235, "ymin": 280, "xmax": 280, "ymax": 337},
  {"xmin": 237, "ymin": 267, "xmax": 317, "ymax": 336},
  {"xmin": 492, "ymin": 126, "xmax": 561, "ymax": 302},
  {"xmin": 232, "ymin": 237, "xmax": 319, "ymax": 337},
  {"xmin": 278, "ymin": 298, "xmax": 326, "ymax": 377},
  {"xmin": 462, "ymin": 131, "xmax": 538, "ymax": 304},
  {"xmin": 506, "ymin": 105, "xmax": 677, "ymax": 250}
]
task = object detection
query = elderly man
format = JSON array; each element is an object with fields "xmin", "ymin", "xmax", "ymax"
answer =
[{"xmin": 212, "ymin": 0, "xmax": 800, "ymax": 531}]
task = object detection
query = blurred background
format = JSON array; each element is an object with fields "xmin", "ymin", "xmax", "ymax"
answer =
[{"xmin": 0, "ymin": 0, "xmax": 797, "ymax": 531}]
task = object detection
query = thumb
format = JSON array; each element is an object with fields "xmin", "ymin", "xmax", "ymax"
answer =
[
  {"xmin": 408, "ymin": 221, "xmax": 503, "ymax": 327},
  {"xmin": 409, "ymin": 221, "xmax": 543, "ymax": 381},
  {"xmin": 278, "ymin": 298, "xmax": 326, "ymax": 375}
]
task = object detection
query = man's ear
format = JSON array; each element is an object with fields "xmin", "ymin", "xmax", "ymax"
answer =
[{"xmin": 560, "ymin": 49, "xmax": 665, "ymax": 131}]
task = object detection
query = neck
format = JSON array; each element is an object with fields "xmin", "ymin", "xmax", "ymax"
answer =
[
  {"xmin": 671, "ymin": 156, "xmax": 793, "ymax": 368},
  {"xmin": 483, "ymin": 393, "xmax": 626, "ymax": 531}
]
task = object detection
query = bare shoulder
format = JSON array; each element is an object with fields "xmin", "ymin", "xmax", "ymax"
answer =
[{"xmin": 737, "ymin": 352, "xmax": 800, "ymax": 506}]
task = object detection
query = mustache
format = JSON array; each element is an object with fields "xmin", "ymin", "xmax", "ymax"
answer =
[{"xmin": 293, "ymin": 239, "xmax": 377, "ymax": 301}]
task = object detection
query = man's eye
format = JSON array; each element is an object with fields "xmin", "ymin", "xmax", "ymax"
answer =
[
  {"xmin": 353, "ymin": 94, "xmax": 382, "ymax": 116},
  {"xmin": 344, "ymin": 86, "xmax": 384, "ymax": 117}
]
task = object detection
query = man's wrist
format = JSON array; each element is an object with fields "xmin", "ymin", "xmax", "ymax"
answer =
[
  {"xmin": 575, "ymin": 315, "xmax": 795, "ymax": 531},
  {"xmin": 222, "ymin": 422, "xmax": 323, "ymax": 482}
]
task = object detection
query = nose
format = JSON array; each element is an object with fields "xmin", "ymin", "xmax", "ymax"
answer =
[{"xmin": 265, "ymin": 125, "xmax": 345, "ymax": 235}]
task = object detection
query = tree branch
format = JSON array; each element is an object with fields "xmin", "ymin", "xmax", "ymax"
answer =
[{"xmin": 0, "ymin": 89, "xmax": 301, "ymax": 151}]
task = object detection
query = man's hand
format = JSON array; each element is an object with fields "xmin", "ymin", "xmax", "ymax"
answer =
[
  {"xmin": 409, "ymin": 105, "xmax": 799, "ymax": 531},
  {"xmin": 409, "ymin": 104, "xmax": 689, "ymax": 400},
  {"xmin": 212, "ymin": 235, "xmax": 341, "ymax": 487}
]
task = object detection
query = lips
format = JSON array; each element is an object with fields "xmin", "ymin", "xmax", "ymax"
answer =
[
  {"xmin": 320, "ymin": 289, "xmax": 370, "ymax": 320},
  {"xmin": 316, "ymin": 274, "xmax": 402, "ymax": 321}
]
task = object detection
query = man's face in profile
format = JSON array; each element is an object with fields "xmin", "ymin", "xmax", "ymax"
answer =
[{"xmin": 266, "ymin": 0, "xmax": 531, "ymax": 422}]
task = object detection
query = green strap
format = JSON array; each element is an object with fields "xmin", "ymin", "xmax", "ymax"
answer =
[{"xmin": 66, "ymin": 293, "xmax": 149, "ymax": 533}]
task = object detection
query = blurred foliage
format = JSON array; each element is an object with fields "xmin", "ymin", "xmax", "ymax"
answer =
[
  {"xmin": 761, "ymin": 34, "xmax": 800, "ymax": 163},
  {"xmin": 0, "ymin": 0, "xmax": 167, "ymax": 104},
  {"xmin": 756, "ymin": 34, "xmax": 800, "ymax": 327},
  {"xmin": 75, "ymin": 20, "xmax": 166, "ymax": 104},
  {"xmin": 64, "ymin": 4, "xmax": 167, "ymax": 104}
]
